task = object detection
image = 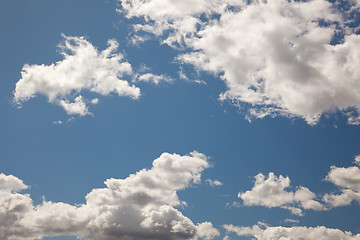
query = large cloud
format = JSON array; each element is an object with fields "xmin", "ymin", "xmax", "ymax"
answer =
[
  {"xmin": 238, "ymin": 172, "xmax": 325, "ymax": 216},
  {"xmin": 0, "ymin": 152, "xmax": 219, "ymax": 240},
  {"xmin": 119, "ymin": 0, "xmax": 360, "ymax": 125},
  {"xmin": 223, "ymin": 223, "xmax": 360, "ymax": 240},
  {"xmin": 323, "ymin": 156, "xmax": 360, "ymax": 207}
]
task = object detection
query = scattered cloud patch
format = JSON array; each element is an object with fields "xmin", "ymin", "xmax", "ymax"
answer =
[
  {"xmin": 283, "ymin": 218, "xmax": 300, "ymax": 224},
  {"xmin": 323, "ymin": 158, "xmax": 360, "ymax": 207},
  {"xmin": 53, "ymin": 120, "xmax": 63, "ymax": 125},
  {"xmin": 14, "ymin": 35, "xmax": 140, "ymax": 116},
  {"xmin": 238, "ymin": 172, "xmax": 325, "ymax": 216},
  {"xmin": 354, "ymin": 155, "xmax": 360, "ymax": 166},
  {"xmin": 119, "ymin": 0, "xmax": 360, "ymax": 125},
  {"xmin": 135, "ymin": 73, "xmax": 173, "ymax": 85},
  {"xmin": 223, "ymin": 223, "xmax": 360, "ymax": 240},
  {"xmin": 0, "ymin": 152, "xmax": 219, "ymax": 240},
  {"xmin": 91, "ymin": 98, "xmax": 99, "ymax": 105},
  {"xmin": 196, "ymin": 222, "xmax": 220, "ymax": 240},
  {"xmin": 205, "ymin": 179, "xmax": 223, "ymax": 187}
]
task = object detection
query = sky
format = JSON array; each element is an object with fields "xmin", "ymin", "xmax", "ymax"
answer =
[{"xmin": 1, "ymin": 0, "xmax": 360, "ymax": 239}]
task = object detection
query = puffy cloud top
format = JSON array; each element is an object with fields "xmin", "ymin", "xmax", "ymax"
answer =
[
  {"xmin": 119, "ymin": 0, "xmax": 360, "ymax": 125},
  {"xmin": 238, "ymin": 172, "xmax": 325, "ymax": 216},
  {"xmin": 0, "ymin": 152, "xmax": 218, "ymax": 240},
  {"xmin": 0, "ymin": 173, "xmax": 28, "ymax": 192}
]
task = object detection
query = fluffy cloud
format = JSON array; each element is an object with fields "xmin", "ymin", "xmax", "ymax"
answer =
[
  {"xmin": 12, "ymin": 35, "xmax": 144, "ymax": 116},
  {"xmin": 238, "ymin": 173, "xmax": 325, "ymax": 216},
  {"xmin": 223, "ymin": 223, "xmax": 360, "ymax": 240},
  {"xmin": 118, "ymin": 0, "xmax": 235, "ymax": 46},
  {"xmin": 0, "ymin": 152, "xmax": 219, "ymax": 240},
  {"xmin": 323, "ymin": 158, "xmax": 360, "ymax": 207},
  {"xmin": 119, "ymin": 0, "xmax": 360, "ymax": 125},
  {"xmin": 196, "ymin": 222, "xmax": 220, "ymax": 240}
]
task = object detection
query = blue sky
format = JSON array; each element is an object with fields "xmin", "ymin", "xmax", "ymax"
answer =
[{"xmin": 1, "ymin": 0, "xmax": 360, "ymax": 239}]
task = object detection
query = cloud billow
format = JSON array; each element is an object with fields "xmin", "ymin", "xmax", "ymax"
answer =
[
  {"xmin": 323, "ymin": 156, "xmax": 360, "ymax": 207},
  {"xmin": 0, "ymin": 152, "xmax": 219, "ymax": 240},
  {"xmin": 119, "ymin": 0, "xmax": 360, "ymax": 125},
  {"xmin": 14, "ymin": 35, "xmax": 140, "ymax": 116},
  {"xmin": 238, "ymin": 172, "xmax": 325, "ymax": 216}
]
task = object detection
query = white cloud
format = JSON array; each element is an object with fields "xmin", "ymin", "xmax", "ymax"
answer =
[
  {"xmin": 223, "ymin": 223, "xmax": 360, "ymax": 240},
  {"xmin": 283, "ymin": 219, "xmax": 300, "ymax": 224},
  {"xmin": 196, "ymin": 222, "xmax": 220, "ymax": 240},
  {"xmin": 119, "ymin": 0, "xmax": 360, "ymax": 125},
  {"xmin": 323, "ymin": 159, "xmax": 360, "ymax": 207},
  {"xmin": 59, "ymin": 95, "xmax": 89, "ymax": 116},
  {"xmin": 0, "ymin": 152, "xmax": 218, "ymax": 240},
  {"xmin": 136, "ymin": 73, "xmax": 173, "ymax": 85},
  {"xmin": 118, "ymin": 0, "xmax": 235, "ymax": 47},
  {"xmin": 14, "ymin": 35, "xmax": 140, "ymax": 116},
  {"xmin": 0, "ymin": 173, "xmax": 28, "ymax": 192},
  {"xmin": 91, "ymin": 98, "xmax": 99, "ymax": 105},
  {"xmin": 53, "ymin": 120, "xmax": 63, "ymax": 125},
  {"xmin": 205, "ymin": 179, "xmax": 223, "ymax": 187},
  {"xmin": 354, "ymin": 155, "xmax": 360, "ymax": 166},
  {"xmin": 238, "ymin": 172, "xmax": 325, "ymax": 216}
]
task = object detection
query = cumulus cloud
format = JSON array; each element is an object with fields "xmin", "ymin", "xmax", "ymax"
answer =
[
  {"xmin": 14, "ymin": 35, "xmax": 140, "ymax": 116},
  {"xmin": 119, "ymin": 0, "xmax": 360, "ymax": 125},
  {"xmin": 0, "ymin": 173, "xmax": 28, "ymax": 192},
  {"xmin": 223, "ymin": 223, "xmax": 360, "ymax": 240},
  {"xmin": 323, "ymin": 158, "xmax": 360, "ymax": 207},
  {"xmin": 0, "ymin": 152, "xmax": 219, "ymax": 240},
  {"xmin": 238, "ymin": 172, "xmax": 325, "ymax": 216},
  {"xmin": 196, "ymin": 222, "xmax": 220, "ymax": 240}
]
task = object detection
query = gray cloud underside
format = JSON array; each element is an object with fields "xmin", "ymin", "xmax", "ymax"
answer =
[{"xmin": 0, "ymin": 152, "xmax": 219, "ymax": 240}]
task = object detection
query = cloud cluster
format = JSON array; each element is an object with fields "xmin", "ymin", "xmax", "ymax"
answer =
[
  {"xmin": 14, "ymin": 35, "xmax": 140, "ymax": 116},
  {"xmin": 223, "ymin": 223, "xmax": 360, "ymax": 240},
  {"xmin": 119, "ymin": 0, "xmax": 360, "ymax": 125},
  {"xmin": 238, "ymin": 173, "xmax": 325, "ymax": 216},
  {"xmin": 13, "ymin": 35, "xmax": 171, "ymax": 117},
  {"xmin": 0, "ymin": 152, "xmax": 219, "ymax": 240},
  {"xmin": 323, "ymin": 158, "xmax": 360, "ymax": 207}
]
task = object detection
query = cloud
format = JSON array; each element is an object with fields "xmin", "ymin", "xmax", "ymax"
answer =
[
  {"xmin": 196, "ymin": 222, "xmax": 220, "ymax": 240},
  {"xmin": 205, "ymin": 179, "xmax": 223, "ymax": 187},
  {"xmin": 223, "ymin": 223, "xmax": 360, "ymax": 240},
  {"xmin": 238, "ymin": 172, "xmax": 325, "ymax": 216},
  {"xmin": 323, "ymin": 157, "xmax": 360, "ymax": 207},
  {"xmin": 136, "ymin": 73, "xmax": 173, "ymax": 85},
  {"xmin": 0, "ymin": 152, "xmax": 219, "ymax": 240},
  {"xmin": 283, "ymin": 218, "xmax": 300, "ymax": 224},
  {"xmin": 119, "ymin": 0, "xmax": 360, "ymax": 125},
  {"xmin": 0, "ymin": 173, "xmax": 28, "ymax": 192},
  {"xmin": 14, "ymin": 35, "xmax": 140, "ymax": 116},
  {"xmin": 118, "ymin": 0, "xmax": 232, "ymax": 47},
  {"xmin": 53, "ymin": 120, "xmax": 63, "ymax": 125}
]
